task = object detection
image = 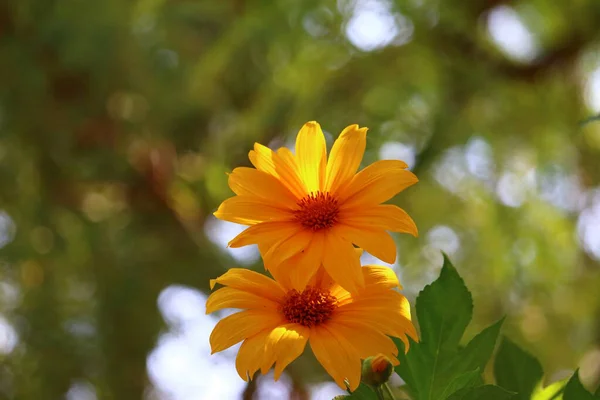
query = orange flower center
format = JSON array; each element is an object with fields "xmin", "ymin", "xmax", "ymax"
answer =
[
  {"xmin": 293, "ymin": 192, "xmax": 339, "ymax": 231},
  {"xmin": 280, "ymin": 287, "xmax": 337, "ymax": 327}
]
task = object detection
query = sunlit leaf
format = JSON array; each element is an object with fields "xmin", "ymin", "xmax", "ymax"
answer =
[{"xmin": 531, "ymin": 378, "xmax": 568, "ymax": 400}]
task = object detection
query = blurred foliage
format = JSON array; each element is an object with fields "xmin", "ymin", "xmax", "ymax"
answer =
[{"xmin": 1, "ymin": 0, "xmax": 600, "ymax": 398}]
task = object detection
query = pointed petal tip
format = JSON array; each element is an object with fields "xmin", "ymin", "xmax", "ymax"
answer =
[{"xmin": 209, "ymin": 279, "xmax": 217, "ymax": 290}]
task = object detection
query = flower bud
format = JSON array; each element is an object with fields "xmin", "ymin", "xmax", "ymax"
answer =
[{"xmin": 361, "ymin": 354, "xmax": 394, "ymax": 387}]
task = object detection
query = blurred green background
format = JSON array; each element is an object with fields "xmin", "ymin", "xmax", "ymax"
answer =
[{"xmin": 2, "ymin": 0, "xmax": 600, "ymax": 399}]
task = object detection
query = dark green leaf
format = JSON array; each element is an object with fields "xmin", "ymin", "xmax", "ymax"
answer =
[
  {"xmin": 345, "ymin": 383, "xmax": 379, "ymax": 400},
  {"xmin": 440, "ymin": 369, "xmax": 483, "ymax": 399},
  {"xmin": 494, "ymin": 337, "xmax": 543, "ymax": 400},
  {"xmin": 451, "ymin": 318, "xmax": 505, "ymax": 374},
  {"xmin": 395, "ymin": 256, "xmax": 504, "ymax": 400},
  {"xmin": 416, "ymin": 254, "xmax": 473, "ymax": 351},
  {"xmin": 596, "ymin": 384, "xmax": 600, "ymax": 397},
  {"xmin": 563, "ymin": 370, "xmax": 597, "ymax": 400},
  {"xmin": 447, "ymin": 385, "xmax": 516, "ymax": 400}
]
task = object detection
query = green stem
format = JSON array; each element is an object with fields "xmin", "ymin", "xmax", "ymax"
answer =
[
  {"xmin": 374, "ymin": 386, "xmax": 385, "ymax": 400},
  {"xmin": 383, "ymin": 383, "xmax": 397, "ymax": 400}
]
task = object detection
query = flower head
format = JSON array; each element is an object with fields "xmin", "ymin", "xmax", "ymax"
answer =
[
  {"xmin": 206, "ymin": 264, "xmax": 417, "ymax": 391},
  {"xmin": 214, "ymin": 121, "xmax": 418, "ymax": 293}
]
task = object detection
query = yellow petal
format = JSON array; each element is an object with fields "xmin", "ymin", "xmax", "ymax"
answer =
[
  {"xmin": 337, "ymin": 311, "xmax": 416, "ymax": 352},
  {"xmin": 338, "ymin": 160, "xmax": 418, "ymax": 208},
  {"xmin": 206, "ymin": 287, "xmax": 279, "ymax": 314},
  {"xmin": 210, "ymin": 310, "xmax": 283, "ymax": 353},
  {"xmin": 262, "ymin": 324, "xmax": 310, "ymax": 380},
  {"xmin": 340, "ymin": 204, "xmax": 418, "ymax": 236},
  {"xmin": 325, "ymin": 125, "xmax": 367, "ymax": 193},
  {"xmin": 362, "ymin": 265, "xmax": 401, "ymax": 290},
  {"xmin": 249, "ymin": 143, "xmax": 307, "ymax": 198},
  {"xmin": 337, "ymin": 224, "xmax": 397, "ymax": 264},
  {"xmin": 340, "ymin": 290, "xmax": 412, "ymax": 322},
  {"xmin": 214, "ymin": 196, "xmax": 292, "ymax": 225},
  {"xmin": 277, "ymin": 147, "xmax": 302, "ymax": 178},
  {"xmin": 208, "ymin": 268, "xmax": 285, "ymax": 303},
  {"xmin": 336, "ymin": 292, "xmax": 417, "ymax": 348},
  {"xmin": 228, "ymin": 167, "xmax": 299, "ymax": 206},
  {"xmin": 309, "ymin": 325, "xmax": 362, "ymax": 391},
  {"xmin": 270, "ymin": 230, "xmax": 325, "ymax": 291},
  {"xmin": 322, "ymin": 228, "xmax": 364, "ymax": 294},
  {"xmin": 295, "ymin": 121, "xmax": 327, "ymax": 193},
  {"xmin": 263, "ymin": 228, "xmax": 313, "ymax": 269},
  {"xmin": 228, "ymin": 221, "xmax": 298, "ymax": 248},
  {"xmin": 329, "ymin": 282, "xmax": 352, "ymax": 305},
  {"xmin": 236, "ymin": 329, "xmax": 271, "ymax": 381},
  {"xmin": 326, "ymin": 319, "xmax": 398, "ymax": 360}
]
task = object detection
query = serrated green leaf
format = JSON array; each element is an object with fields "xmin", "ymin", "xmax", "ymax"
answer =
[
  {"xmin": 440, "ymin": 369, "xmax": 482, "ymax": 399},
  {"xmin": 451, "ymin": 318, "xmax": 505, "ymax": 374},
  {"xmin": 494, "ymin": 337, "xmax": 543, "ymax": 399},
  {"xmin": 394, "ymin": 256, "xmax": 504, "ymax": 400},
  {"xmin": 563, "ymin": 370, "xmax": 596, "ymax": 400},
  {"xmin": 446, "ymin": 385, "xmax": 516, "ymax": 400},
  {"xmin": 532, "ymin": 378, "xmax": 568, "ymax": 400},
  {"xmin": 345, "ymin": 382, "xmax": 379, "ymax": 400},
  {"xmin": 416, "ymin": 254, "xmax": 473, "ymax": 351}
]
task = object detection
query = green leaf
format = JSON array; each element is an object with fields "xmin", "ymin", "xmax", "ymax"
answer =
[
  {"xmin": 395, "ymin": 255, "xmax": 504, "ymax": 400},
  {"xmin": 440, "ymin": 369, "xmax": 482, "ymax": 399},
  {"xmin": 345, "ymin": 383, "xmax": 379, "ymax": 400},
  {"xmin": 416, "ymin": 254, "xmax": 473, "ymax": 351},
  {"xmin": 446, "ymin": 385, "xmax": 516, "ymax": 400},
  {"xmin": 494, "ymin": 337, "xmax": 543, "ymax": 399},
  {"xmin": 596, "ymin": 384, "xmax": 600, "ymax": 397},
  {"xmin": 531, "ymin": 378, "xmax": 568, "ymax": 400},
  {"xmin": 452, "ymin": 318, "xmax": 505, "ymax": 375},
  {"xmin": 563, "ymin": 370, "xmax": 597, "ymax": 400}
]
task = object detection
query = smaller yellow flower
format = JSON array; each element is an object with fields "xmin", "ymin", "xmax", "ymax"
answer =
[{"xmin": 206, "ymin": 264, "xmax": 417, "ymax": 391}]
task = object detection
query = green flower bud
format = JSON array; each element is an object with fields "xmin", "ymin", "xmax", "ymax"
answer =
[{"xmin": 361, "ymin": 354, "xmax": 394, "ymax": 387}]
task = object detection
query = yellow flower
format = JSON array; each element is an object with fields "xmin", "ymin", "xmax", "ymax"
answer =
[
  {"xmin": 206, "ymin": 264, "xmax": 417, "ymax": 391},
  {"xmin": 214, "ymin": 121, "xmax": 418, "ymax": 293}
]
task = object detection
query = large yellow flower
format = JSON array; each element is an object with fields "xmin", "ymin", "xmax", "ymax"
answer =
[
  {"xmin": 214, "ymin": 121, "xmax": 418, "ymax": 293},
  {"xmin": 206, "ymin": 264, "xmax": 417, "ymax": 391}
]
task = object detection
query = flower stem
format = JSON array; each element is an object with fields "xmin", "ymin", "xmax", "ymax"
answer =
[
  {"xmin": 374, "ymin": 386, "xmax": 385, "ymax": 400},
  {"xmin": 383, "ymin": 382, "xmax": 397, "ymax": 400}
]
